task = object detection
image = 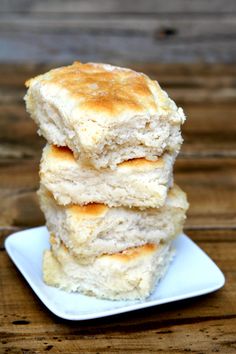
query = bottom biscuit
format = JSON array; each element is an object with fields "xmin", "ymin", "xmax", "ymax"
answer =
[{"xmin": 43, "ymin": 236, "xmax": 175, "ymax": 300}]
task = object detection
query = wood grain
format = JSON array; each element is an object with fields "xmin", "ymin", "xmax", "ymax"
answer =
[
  {"xmin": 1, "ymin": 13, "xmax": 236, "ymax": 36},
  {"xmin": 2, "ymin": 0, "xmax": 236, "ymax": 13},
  {"xmin": 2, "ymin": 35, "xmax": 235, "ymax": 64},
  {"xmin": 1, "ymin": 13, "xmax": 236, "ymax": 63}
]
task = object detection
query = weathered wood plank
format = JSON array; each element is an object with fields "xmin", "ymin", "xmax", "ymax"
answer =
[
  {"xmin": 3, "ymin": 35, "xmax": 236, "ymax": 64},
  {"xmin": 1, "ymin": 63, "xmax": 236, "ymax": 88},
  {"xmin": 0, "ymin": 158, "xmax": 44, "ymax": 240},
  {"xmin": 0, "ymin": 234, "xmax": 235, "ymax": 353},
  {"xmin": 1, "ymin": 319, "xmax": 236, "ymax": 353},
  {"xmin": 186, "ymin": 229, "xmax": 236, "ymax": 242},
  {"xmin": 175, "ymin": 158, "xmax": 236, "ymax": 229},
  {"xmin": 1, "ymin": 14, "xmax": 236, "ymax": 36},
  {"xmin": 0, "ymin": 104, "xmax": 40, "ymax": 143},
  {"xmin": 0, "ymin": 104, "xmax": 44, "ymax": 151},
  {"xmin": 2, "ymin": 0, "xmax": 236, "ymax": 13},
  {"xmin": 1, "ymin": 15, "xmax": 236, "ymax": 63}
]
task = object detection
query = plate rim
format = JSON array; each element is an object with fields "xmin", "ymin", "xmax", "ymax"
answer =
[{"xmin": 5, "ymin": 226, "xmax": 225, "ymax": 321}]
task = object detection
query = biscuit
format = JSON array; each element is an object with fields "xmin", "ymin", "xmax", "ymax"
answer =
[
  {"xmin": 40, "ymin": 144, "xmax": 175, "ymax": 208},
  {"xmin": 25, "ymin": 62, "xmax": 185, "ymax": 169},
  {"xmin": 43, "ymin": 236, "xmax": 175, "ymax": 300}
]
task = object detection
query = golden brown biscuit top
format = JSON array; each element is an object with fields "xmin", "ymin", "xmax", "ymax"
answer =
[
  {"xmin": 102, "ymin": 243, "xmax": 158, "ymax": 263},
  {"xmin": 26, "ymin": 62, "xmax": 160, "ymax": 117},
  {"xmin": 69, "ymin": 203, "xmax": 108, "ymax": 218},
  {"xmin": 49, "ymin": 145, "xmax": 74, "ymax": 161},
  {"xmin": 119, "ymin": 157, "xmax": 164, "ymax": 169}
]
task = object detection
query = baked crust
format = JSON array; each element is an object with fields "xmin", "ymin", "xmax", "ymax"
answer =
[{"xmin": 25, "ymin": 61, "xmax": 185, "ymax": 169}]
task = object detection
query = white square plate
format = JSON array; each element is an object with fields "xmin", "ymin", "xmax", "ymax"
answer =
[{"xmin": 5, "ymin": 226, "xmax": 225, "ymax": 321}]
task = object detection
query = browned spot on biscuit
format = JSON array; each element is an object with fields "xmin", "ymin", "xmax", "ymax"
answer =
[
  {"xmin": 119, "ymin": 157, "xmax": 164, "ymax": 169},
  {"xmin": 104, "ymin": 243, "xmax": 158, "ymax": 263},
  {"xmin": 70, "ymin": 203, "xmax": 108, "ymax": 218},
  {"xmin": 49, "ymin": 145, "xmax": 74, "ymax": 161},
  {"xmin": 27, "ymin": 62, "xmax": 158, "ymax": 117}
]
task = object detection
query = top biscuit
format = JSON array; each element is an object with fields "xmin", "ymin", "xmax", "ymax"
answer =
[{"xmin": 25, "ymin": 61, "xmax": 185, "ymax": 169}]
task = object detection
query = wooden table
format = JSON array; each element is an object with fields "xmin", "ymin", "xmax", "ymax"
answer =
[{"xmin": 0, "ymin": 63, "xmax": 236, "ymax": 353}]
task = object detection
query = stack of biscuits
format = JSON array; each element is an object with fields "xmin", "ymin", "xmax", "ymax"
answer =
[{"xmin": 24, "ymin": 62, "xmax": 188, "ymax": 300}]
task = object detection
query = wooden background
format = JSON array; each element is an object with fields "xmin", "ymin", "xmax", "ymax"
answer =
[
  {"xmin": 1, "ymin": 0, "xmax": 236, "ymax": 64},
  {"xmin": 1, "ymin": 1, "xmax": 236, "ymax": 353}
]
